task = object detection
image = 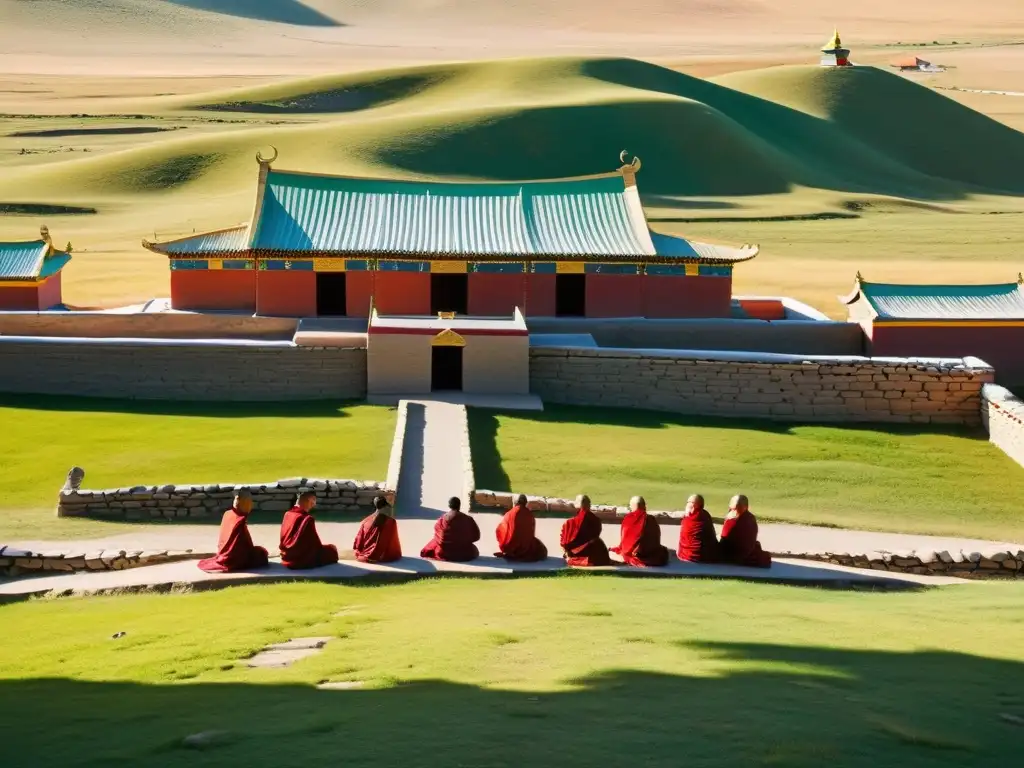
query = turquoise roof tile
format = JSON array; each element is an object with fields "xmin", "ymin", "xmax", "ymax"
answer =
[
  {"xmin": 252, "ymin": 170, "xmax": 652, "ymax": 257},
  {"xmin": 859, "ymin": 281, "xmax": 1024, "ymax": 320},
  {"xmin": 0, "ymin": 241, "xmax": 47, "ymax": 279},
  {"xmin": 157, "ymin": 226, "xmax": 250, "ymax": 255}
]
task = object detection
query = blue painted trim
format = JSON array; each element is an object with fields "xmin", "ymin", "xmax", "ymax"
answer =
[
  {"xmin": 531, "ymin": 262, "xmax": 557, "ymax": 274},
  {"xmin": 585, "ymin": 263, "xmax": 638, "ymax": 275},
  {"xmin": 169, "ymin": 259, "xmax": 208, "ymax": 271},
  {"xmin": 644, "ymin": 264, "xmax": 688, "ymax": 276},
  {"xmin": 263, "ymin": 259, "xmax": 314, "ymax": 271},
  {"xmin": 699, "ymin": 265, "xmax": 732, "ymax": 277},
  {"xmin": 377, "ymin": 260, "xmax": 429, "ymax": 272},
  {"xmin": 345, "ymin": 259, "xmax": 370, "ymax": 271},
  {"xmin": 222, "ymin": 260, "xmax": 254, "ymax": 270},
  {"xmin": 469, "ymin": 262, "xmax": 525, "ymax": 274}
]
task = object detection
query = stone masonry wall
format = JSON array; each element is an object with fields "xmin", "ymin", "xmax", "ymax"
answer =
[
  {"xmin": 472, "ymin": 490, "xmax": 1023, "ymax": 580},
  {"xmin": 58, "ymin": 478, "xmax": 390, "ymax": 520},
  {"xmin": 0, "ymin": 339, "xmax": 366, "ymax": 400},
  {"xmin": 530, "ymin": 348, "xmax": 993, "ymax": 424},
  {"xmin": 982, "ymin": 384, "xmax": 1024, "ymax": 468}
]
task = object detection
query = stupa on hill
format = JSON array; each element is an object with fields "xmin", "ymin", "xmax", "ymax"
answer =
[{"xmin": 820, "ymin": 29, "xmax": 852, "ymax": 67}]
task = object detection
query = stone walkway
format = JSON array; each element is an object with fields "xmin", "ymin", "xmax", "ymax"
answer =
[{"xmin": 394, "ymin": 400, "xmax": 472, "ymax": 520}]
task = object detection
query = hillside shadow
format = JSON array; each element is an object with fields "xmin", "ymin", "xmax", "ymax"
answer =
[
  {"xmin": 0, "ymin": 394, "xmax": 371, "ymax": 419},
  {"xmin": 164, "ymin": 0, "xmax": 343, "ymax": 27},
  {"xmin": 467, "ymin": 405, "xmax": 988, "ymax": 493},
  {"xmin": 0, "ymin": 645, "xmax": 1020, "ymax": 764}
]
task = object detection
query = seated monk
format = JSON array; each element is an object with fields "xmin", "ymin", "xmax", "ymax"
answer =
[
  {"xmin": 494, "ymin": 494, "xmax": 548, "ymax": 562},
  {"xmin": 279, "ymin": 490, "xmax": 339, "ymax": 569},
  {"xmin": 610, "ymin": 495, "xmax": 668, "ymax": 567},
  {"xmin": 352, "ymin": 495, "xmax": 402, "ymax": 564},
  {"xmin": 198, "ymin": 489, "xmax": 269, "ymax": 572},
  {"xmin": 677, "ymin": 493, "xmax": 720, "ymax": 563},
  {"xmin": 420, "ymin": 497, "xmax": 480, "ymax": 562},
  {"xmin": 560, "ymin": 494, "xmax": 611, "ymax": 567},
  {"xmin": 719, "ymin": 494, "xmax": 771, "ymax": 568}
]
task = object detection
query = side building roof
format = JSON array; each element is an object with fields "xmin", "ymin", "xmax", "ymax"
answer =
[
  {"xmin": 143, "ymin": 152, "xmax": 758, "ymax": 265},
  {"xmin": 841, "ymin": 275, "xmax": 1024, "ymax": 321},
  {"xmin": 0, "ymin": 227, "xmax": 72, "ymax": 281}
]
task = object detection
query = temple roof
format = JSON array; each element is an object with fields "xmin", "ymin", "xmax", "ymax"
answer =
[
  {"xmin": 841, "ymin": 276, "xmax": 1024, "ymax": 320},
  {"xmin": 0, "ymin": 228, "xmax": 72, "ymax": 281},
  {"xmin": 143, "ymin": 154, "xmax": 758, "ymax": 265}
]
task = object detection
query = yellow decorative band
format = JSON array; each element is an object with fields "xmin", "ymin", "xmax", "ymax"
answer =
[
  {"xmin": 684, "ymin": 263, "xmax": 699, "ymax": 276},
  {"xmin": 314, "ymin": 258, "xmax": 347, "ymax": 272},
  {"xmin": 430, "ymin": 261, "xmax": 467, "ymax": 273},
  {"xmin": 556, "ymin": 262, "xmax": 586, "ymax": 274},
  {"xmin": 207, "ymin": 259, "xmax": 223, "ymax": 271},
  {"xmin": 0, "ymin": 280, "xmax": 43, "ymax": 287}
]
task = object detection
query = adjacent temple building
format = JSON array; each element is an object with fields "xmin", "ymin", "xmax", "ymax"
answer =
[
  {"xmin": 820, "ymin": 29, "xmax": 852, "ymax": 67},
  {"xmin": 0, "ymin": 227, "xmax": 72, "ymax": 311},
  {"xmin": 143, "ymin": 151, "xmax": 759, "ymax": 320}
]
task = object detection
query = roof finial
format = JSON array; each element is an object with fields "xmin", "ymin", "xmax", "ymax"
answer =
[
  {"xmin": 1018, "ymin": 272, "xmax": 1023, "ymax": 285},
  {"xmin": 618, "ymin": 149, "xmax": 642, "ymax": 173},
  {"xmin": 856, "ymin": 270, "xmax": 863, "ymax": 282},
  {"xmin": 256, "ymin": 146, "xmax": 278, "ymax": 167},
  {"xmin": 39, "ymin": 224, "xmax": 51, "ymax": 244},
  {"xmin": 65, "ymin": 241, "xmax": 74, "ymax": 253}
]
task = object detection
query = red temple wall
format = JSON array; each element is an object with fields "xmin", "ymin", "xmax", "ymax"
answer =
[
  {"xmin": 0, "ymin": 283, "xmax": 42, "ymax": 311},
  {"xmin": 468, "ymin": 274, "xmax": 525, "ymax": 316},
  {"xmin": 38, "ymin": 273, "xmax": 63, "ymax": 310},
  {"xmin": 524, "ymin": 274, "xmax": 557, "ymax": 317},
  {"xmin": 586, "ymin": 274, "xmax": 644, "ymax": 318},
  {"xmin": 171, "ymin": 271, "xmax": 255, "ymax": 312},
  {"xmin": 256, "ymin": 271, "xmax": 316, "ymax": 317},
  {"xmin": 373, "ymin": 272, "xmax": 430, "ymax": 315},
  {"xmin": 345, "ymin": 271, "xmax": 374, "ymax": 317},
  {"xmin": 871, "ymin": 324, "xmax": 1024, "ymax": 384},
  {"xmin": 643, "ymin": 275, "xmax": 733, "ymax": 318}
]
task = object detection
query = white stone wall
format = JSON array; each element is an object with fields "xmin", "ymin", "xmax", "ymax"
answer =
[
  {"xmin": 530, "ymin": 348, "xmax": 993, "ymax": 424},
  {"xmin": 982, "ymin": 384, "xmax": 1024, "ymax": 468}
]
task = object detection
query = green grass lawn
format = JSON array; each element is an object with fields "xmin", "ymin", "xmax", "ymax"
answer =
[
  {"xmin": 0, "ymin": 395, "xmax": 396, "ymax": 541},
  {"xmin": 1, "ymin": 578, "xmax": 1022, "ymax": 766},
  {"xmin": 470, "ymin": 405, "xmax": 1024, "ymax": 541}
]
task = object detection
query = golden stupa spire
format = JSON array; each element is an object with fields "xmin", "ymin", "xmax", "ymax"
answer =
[{"xmin": 823, "ymin": 28, "xmax": 842, "ymax": 52}]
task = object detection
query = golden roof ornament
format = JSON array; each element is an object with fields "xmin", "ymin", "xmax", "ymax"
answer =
[
  {"xmin": 65, "ymin": 241, "xmax": 74, "ymax": 253},
  {"xmin": 256, "ymin": 146, "xmax": 279, "ymax": 167},
  {"xmin": 823, "ymin": 28, "xmax": 843, "ymax": 51},
  {"xmin": 39, "ymin": 224, "xmax": 51, "ymax": 244},
  {"xmin": 618, "ymin": 149, "xmax": 642, "ymax": 173}
]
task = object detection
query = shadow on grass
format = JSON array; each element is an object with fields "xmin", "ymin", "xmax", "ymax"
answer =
[
  {"xmin": 466, "ymin": 404, "xmax": 989, "ymax": 493},
  {"xmin": 0, "ymin": 394, "xmax": 377, "ymax": 419},
  {"xmin": 0, "ymin": 645, "xmax": 1020, "ymax": 765}
]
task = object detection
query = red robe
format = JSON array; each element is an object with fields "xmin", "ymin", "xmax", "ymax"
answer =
[
  {"xmin": 560, "ymin": 508, "xmax": 611, "ymax": 567},
  {"xmin": 420, "ymin": 511, "xmax": 480, "ymax": 562},
  {"xmin": 352, "ymin": 512, "xmax": 403, "ymax": 564},
  {"xmin": 677, "ymin": 508, "xmax": 720, "ymax": 563},
  {"xmin": 610, "ymin": 508, "xmax": 669, "ymax": 567},
  {"xmin": 494, "ymin": 505, "xmax": 548, "ymax": 562},
  {"xmin": 279, "ymin": 506, "xmax": 339, "ymax": 570},
  {"xmin": 198, "ymin": 508, "xmax": 269, "ymax": 573},
  {"xmin": 720, "ymin": 511, "xmax": 772, "ymax": 568}
]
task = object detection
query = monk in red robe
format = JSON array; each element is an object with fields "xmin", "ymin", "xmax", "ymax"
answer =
[
  {"xmin": 560, "ymin": 494, "xmax": 611, "ymax": 567},
  {"xmin": 494, "ymin": 494, "xmax": 548, "ymax": 562},
  {"xmin": 719, "ymin": 494, "xmax": 772, "ymax": 568},
  {"xmin": 677, "ymin": 493, "xmax": 720, "ymax": 563},
  {"xmin": 420, "ymin": 497, "xmax": 480, "ymax": 562},
  {"xmin": 198, "ymin": 489, "xmax": 269, "ymax": 573},
  {"xmin": 610, "ymin": 495, "xmax": 669, "ymax": 567},
  {"xmin": 279, "ymin": 490, "xmax": 339, "ymax": 569},
  {"xmin": 352, "ymin": 495, "xmax": 402, "ymax": 564}
]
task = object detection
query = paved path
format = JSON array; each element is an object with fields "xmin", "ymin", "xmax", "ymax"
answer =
[{"xmin": 394, "ymin": 400, "xmax": 469, "ymax": 520}]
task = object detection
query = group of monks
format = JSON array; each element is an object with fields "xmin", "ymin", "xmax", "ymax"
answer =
[{"xmin": 198, "ymin": 488, "xmax": 770, "ymax": 573}]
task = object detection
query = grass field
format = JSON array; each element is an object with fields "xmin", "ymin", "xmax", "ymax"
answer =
[
  {"xmin": 1, "ymin": 578, "xmax": 1022, "ymax": 766},
  {"xmin": 0, "ymin": 396, "xmax": 396, "ymax": 541},
  {"xmin": 469, "ymin": 406, "xmax": 1024, "ymax": 541}
]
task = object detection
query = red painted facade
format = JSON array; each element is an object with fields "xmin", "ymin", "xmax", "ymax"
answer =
[
  {"xmin": 373, "ymin": 273, "xmax": 431, "ymax": 315},
  {"xmin": 644, "ymin": 275, "xmax": 733, "ymax": 318},
  {"xmin": 255, "ymin": 271, "xmax": 316, "ymax": 317},
  {"xmin": 164, "ymin": 267, "xmax": 737, "ymax": 319},
  {"xmin": 170, "ymin": 271, "xmax": 255, "ymax": 312},
  {"xmin": 870, "ymin": 324, "xmax": 1024, "ymax": 384},
  {"xmin": 467, "ymin": 274, "xmax": 525, "ymax": 316},
  {"xmin": 0, "ymin": 275, "xmax": 62, "ymax": 311}
]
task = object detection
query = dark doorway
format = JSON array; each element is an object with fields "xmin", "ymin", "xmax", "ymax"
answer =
[
  {"xmin": 316, "ymin": 272, "xmax": 347, "ymax": 316},
  {"xmin": 555, "ymin": 273, "xmax": 586, "ymax": 317},
  {"xmin": 431, "ymin": 346, "xmax": 463, "ymax": 391},
  {"xmin": 431, "ymin": 274, "xmax": 468, "ymax": 315}
]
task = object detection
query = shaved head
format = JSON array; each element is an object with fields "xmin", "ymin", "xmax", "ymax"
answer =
[
  {"xmin": 729, "ymin": 495, "xmax": 749, "ymax": 514},
  {"xmin": 686, "ymin": 494, "xmax": 705, "ymax": 513},
  {"xmin": 575, "ymin": 494, "xmax": 591, "ymax": 510},
  {"xmin": 516, "ymin": 494, "xmax": 528, "ymax": 507},
  {"xmin": 630, "ymin": 495, "xmax": 645, "ymax": 511}
]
